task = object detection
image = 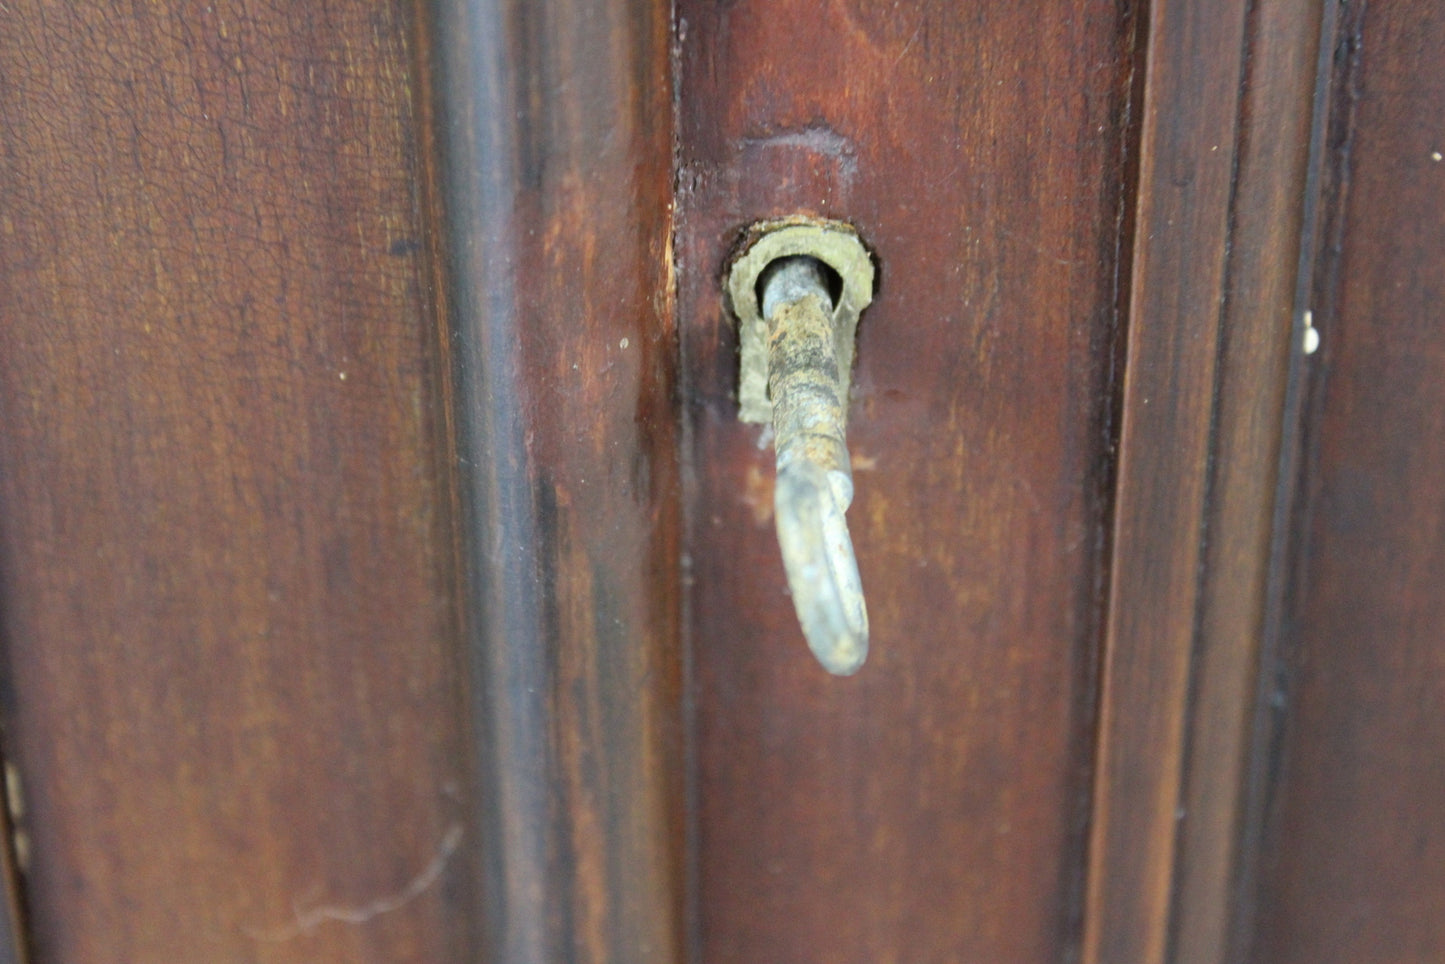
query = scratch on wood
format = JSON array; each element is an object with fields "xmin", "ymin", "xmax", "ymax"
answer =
[
  {"xmin": 243, "ymin": 823, "xmax": 464, "ymax": 942},
  {"xmin": 890, "ymin": 17, "xmax": 925, "ymax": 69}
]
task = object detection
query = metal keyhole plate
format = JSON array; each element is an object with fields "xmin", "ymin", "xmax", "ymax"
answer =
[{"xmin": 727, "ymin": 218, "xmax": 875, "ymax": 425}]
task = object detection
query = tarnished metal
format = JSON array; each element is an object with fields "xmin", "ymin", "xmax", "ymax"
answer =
[
  {"xmin": 727, "ymin": 223, "xmax": 874, "ymax": 676},
  {"xmin": 727, "ymin": 218, "xmax": 874, "ymax": 424}
]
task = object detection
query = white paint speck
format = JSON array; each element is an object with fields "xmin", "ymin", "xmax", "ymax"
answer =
[
  {"xmin": 619, "ymin": 337, "xmax": 630, "ymax": 349},
  {"xmin": 1433, "ymin": 151, "xmax": 1443, "ymax": 162},
  {"xmin": 1302, "ymin": 309, "xmax": 1319, "ymax": 355},
  {"xmin": 338, "ymin": 371, "xmax": 347, "ymax": 381}
]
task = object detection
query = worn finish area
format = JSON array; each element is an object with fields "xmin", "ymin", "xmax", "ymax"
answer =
[
  {"xmin": 1251, "ymin": 2, "xmax": 1445, "ymax": 961},
  {"xmin": 676, "ymin": 1, "xmax": 1136, "ymax": 960},
  {"xmin": 0, "ymin": 3, "xmax": 471, "ymax": 961}
]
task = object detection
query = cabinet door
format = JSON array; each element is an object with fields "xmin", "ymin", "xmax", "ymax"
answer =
[{"xmin": 0, "ymin": 1, "xmax": 1440, "ymax": 963}]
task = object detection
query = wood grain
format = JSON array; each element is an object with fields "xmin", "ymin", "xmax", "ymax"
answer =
[
  {"xmin": 1082, "ymin": 1, "xmax": 1253, "ymax": 961},
  {"xmin": 1250, "ymin": 2, "xmax": 1445, "ymax": 961},
  {"xmin": 423, "ymin": 0, "xmax": 684, "ymax": 962},
  {"xmin": 675, "ymin": 2, "xmax": 1137, "ymax": 960},
  {"xmin": 1168, "ymin": 1, "xmax": 1327, "ymax": 961},
  {"xmin": 0, "ymin": 3, "xmax": 473, "ymax": 961}
]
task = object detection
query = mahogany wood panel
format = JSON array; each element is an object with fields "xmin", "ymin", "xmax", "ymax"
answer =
[
  {"xmin": 1250, "ymin": 3, "xmax": 1445, "ymax": 961},
  {"xmin": 423, "ymin": 0, "xmax": 683, "ymax": 962},
  {"xmin": 675, "ymin": 3, "xmax": 1137, "ymax": 961},
  {"xmin": 0, "ymin": 3, "xmax": 474, "ymax": 961},
  {"xmin": 1081, "ymin": 0, "xmax": 1331, "ymax": 961}
]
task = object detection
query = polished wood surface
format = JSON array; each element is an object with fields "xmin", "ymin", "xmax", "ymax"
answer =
[
  {"xmin": 1170, "ymin": 1, "xmax": 1328, "ymax": 960},
  {"xmin": 0, "ymin": 3, "xmax": 472, "ymax": 960},
  {"xmin": 423, "ymin": 0, "xmax": 684, "ymax": 962},
  {"xmin": 1250, "ymin": 2, "xmax": 1445, "ymax": 961},
  {"xmin": 1083, "ymin": 0, "xmax": 1326, "ymax": 961},
  {"xmin": 1084, "ymin": 0, "xmax": 1251, "ymax": 955},
  {"xmin": 1, "ymin": 0, "xmax": 1443, "ymax": 960},
  {"xmin": 675, "ymin": 3, "xmax": 1136, "ymax": 960}
]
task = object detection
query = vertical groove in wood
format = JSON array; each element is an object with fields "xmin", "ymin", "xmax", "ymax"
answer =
[
  {"xmin": 1169, "ymin": 1, "xmax": 1326, "ymax": 961},
  {"xmin": 1248, "ymin": 1, "xmax": 1445, "ymax": 960},
  {"xmin": 1082, "ymin": 0, "xmax": 1253, "ymax": 961},
  {"xmin": 424, "ymin": 0, "xmax": 684, "ymax": 961},
  {"xmin": 1223, "ymin": 5, "xmax": 1343, "ymax": 958}
]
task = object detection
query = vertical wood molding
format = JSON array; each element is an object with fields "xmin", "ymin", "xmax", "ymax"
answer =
[
  {"xmin": 1084, "ymin": 1, "xmax": 1326, "ymax": 962},
  {"xmin": 1083, "ymin": 0, "xmax": 1251, "ymax": 961},
  {"xmin": 423, "ymin": 0, "xmax": 684, "ymax": 962},
  {"xmin": 1173, "ymin": 2, "xmax": 1331, "ymax": 961}
]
